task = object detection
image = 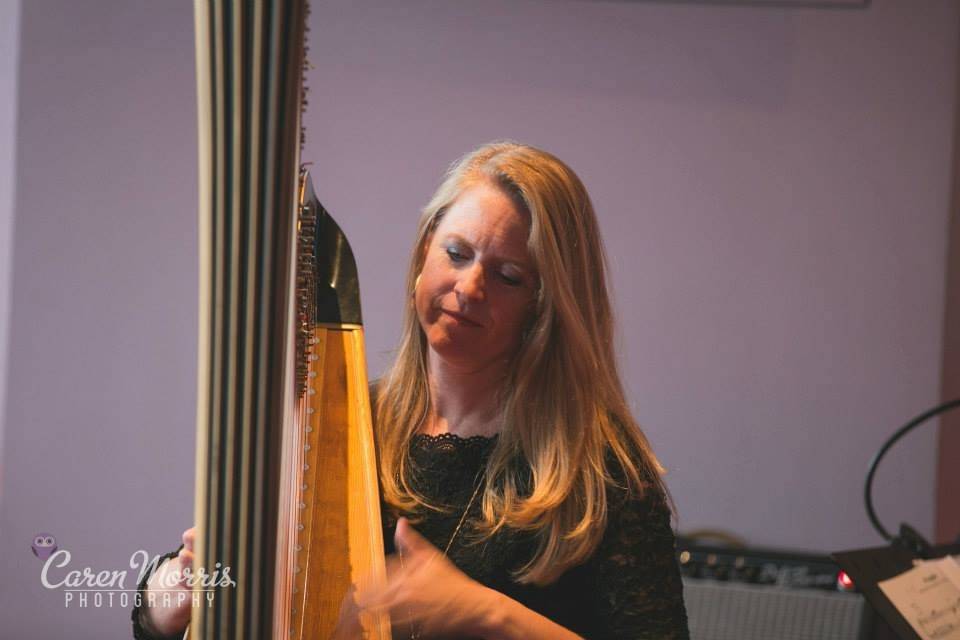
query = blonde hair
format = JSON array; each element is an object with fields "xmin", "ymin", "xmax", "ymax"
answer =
[{"xmin": 376, "ymin": 141, "xmax": 669, "ymax": 585}]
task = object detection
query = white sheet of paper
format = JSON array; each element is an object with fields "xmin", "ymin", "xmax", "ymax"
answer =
[
  {"xmin": 878, "ymin": 559, "xmax": 960, "ymax": 640},
  {"xmin": 935, "ymin": 556, "xmax": 960, "ymax": 590}
]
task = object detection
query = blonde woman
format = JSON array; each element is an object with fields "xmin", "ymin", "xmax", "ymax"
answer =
[{"xmin": 134, "ymin": 142, "xmax": 688, "ymax": 639}]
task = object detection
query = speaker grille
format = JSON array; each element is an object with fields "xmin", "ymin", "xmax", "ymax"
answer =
[{"xmin": 684, "ymin": 578, "xmax": 870, "ymax": 640}]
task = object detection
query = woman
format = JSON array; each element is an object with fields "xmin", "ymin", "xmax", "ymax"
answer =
[{"xmin": 133, "ymin": 141, "xmax": 689, "ymax": 639}]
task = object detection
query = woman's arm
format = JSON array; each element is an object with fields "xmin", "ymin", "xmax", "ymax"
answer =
[
  {"xmin": 359, "ymin": 518, "xmax": 584, "ymax": 639},
  {"xmin": 477, "ymin": 484, "xmax": 689, "ymax": 640},
  {"xmin": 469, "ymin": 585, "xmax": 583, "ymax": 640},
  {"xmin": 589, "ymin": 485, "xmax": 690, "ymax": 639},
  {"xmin": 131, "ymin": 528, "xmax": 195, "ymax": 640}
]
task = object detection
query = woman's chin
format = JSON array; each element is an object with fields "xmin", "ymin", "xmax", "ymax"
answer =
[{"xmin": 427, "ymin": 339, "xmax": 506, "ymax": 372}]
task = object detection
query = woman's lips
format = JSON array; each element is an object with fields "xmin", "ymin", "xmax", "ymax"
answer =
[{"xmin": 441, "ymin": 309, "xmax": 483, "ymax": 327}]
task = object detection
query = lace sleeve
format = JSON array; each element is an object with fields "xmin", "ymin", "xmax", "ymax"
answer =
[
  {"xmin": 589, "ymin": 485, "xmax": 690, "ymax": 640},
  {"xmin": 130, "ymin": 547, "xmax": 184, "ymax": 640}
]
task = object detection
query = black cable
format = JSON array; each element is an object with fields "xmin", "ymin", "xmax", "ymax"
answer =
[{"xmin": 864, "ymin": 397, "xmax": 960, "ymax": 542}]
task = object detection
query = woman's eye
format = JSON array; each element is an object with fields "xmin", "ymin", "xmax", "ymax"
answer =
[
  {"xmin": 500, "ymin": 273, "xmax": 522, "ymax": 286},
  {"xmin": 446, "ymin": 247, "xmax": 467, "ymax": 262}
]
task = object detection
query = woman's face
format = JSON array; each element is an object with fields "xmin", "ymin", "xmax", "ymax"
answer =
[{"xmin": 415, "ymin": 181, "xmax": 539, "ymax": 373}]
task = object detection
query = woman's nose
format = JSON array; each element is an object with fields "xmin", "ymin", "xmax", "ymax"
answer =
[{"xmin": 455, "ymin": 263, "xmax": 486, "ymax": 302}]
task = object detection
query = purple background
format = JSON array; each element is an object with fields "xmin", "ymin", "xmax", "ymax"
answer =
[
  {"xmin": 0, "ymin": 0, "xmax": 19, "ymax": 492},
  {"xmin": 0, "ymin": 0, "xmax": 957, "ymax": 636}
]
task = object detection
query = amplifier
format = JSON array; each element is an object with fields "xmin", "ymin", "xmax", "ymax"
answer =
[{"xmin": 677, "ymin": 538, "xmax": 876, "ymax": 640}]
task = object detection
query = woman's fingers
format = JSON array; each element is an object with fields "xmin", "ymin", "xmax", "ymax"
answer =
[
  {"xmin": 175, "ymin": 548, "xmax": 194, "ymax": 586},
  {"xmin": 357, "ymin": 565, "xmax": 399, "ymax": 611},
  {"xmin": 177, "ymin": 527, "xmax": 196, "ymax": 586},
  {"xmin": 177, "ymin": 547, "xmax": 193, "ymax": 569},
  {"xmin": 182, "ymin": 527, "xmax": 196, "ymax": 552},
  {"xmin": 382, "ymin": 553, "xmax": 405, "ymax": 582},
  {"xmin": 394, "ymin": 517, "xmax": 435, "ymax": 556},
  {"xmin": 331, "ymin": 585, "xmax": 365, "ymax": 640}
]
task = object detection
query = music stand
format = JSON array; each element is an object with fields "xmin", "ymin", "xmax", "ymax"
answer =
[{"xmin": 832, "ymin": 542, "xmax": 960, "ymax": 640}]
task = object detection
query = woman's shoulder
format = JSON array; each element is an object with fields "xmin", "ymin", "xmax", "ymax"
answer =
[
  {"xmin": 595, "ymin": 444, "xmax": 678, "ymax": 576},
  {"xmin": 601, "ymin": 444, "xmax": 671, "ymax": 521},
  {"xmin": 585, "ymin": 449, "xmax": 689, "ymax": 638},
  {"xmin": 600, "ymin": 477, "xmax": 673, "ymax": 553}
]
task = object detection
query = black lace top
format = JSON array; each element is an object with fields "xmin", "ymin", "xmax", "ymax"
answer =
[
  {"xmin": 381, "ymin": 432, "xmax": 690, "ymax": 640},
  {"xmin": 132, "ymin": 433, "xmax": 689, "ymax": 639}
]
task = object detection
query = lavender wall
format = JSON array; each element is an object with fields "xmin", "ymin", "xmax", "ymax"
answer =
[
  {"xmin": 0, "ymin": 0, "xmax": 956, "ymax": 637},
  {"xmin": 0, "ymin": 0, "xmax": 21, "ymax": 505},
  {"xmin": 0, "ymin": 2, "xmax": 197, "ymax": 637},
  {"xmin": 303, "ymin": 0, "xmax": 957, "ymax": 550}
]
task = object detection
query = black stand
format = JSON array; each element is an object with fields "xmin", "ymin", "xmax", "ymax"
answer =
[{"xmin": 832, "ymin": 542, "xmax": 960, "ymax": 640}]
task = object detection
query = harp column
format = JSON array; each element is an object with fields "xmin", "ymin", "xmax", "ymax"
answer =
[{"xmin": 191, "ymin": 1, "xmax": 307, "ymax": 639}]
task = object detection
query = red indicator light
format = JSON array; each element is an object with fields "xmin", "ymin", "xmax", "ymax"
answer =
[{"xmin": 837, "ymin": 570, "xmax": 855, "ymax": 591}]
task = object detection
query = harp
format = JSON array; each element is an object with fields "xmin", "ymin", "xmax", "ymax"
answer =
[{"xmin": 189, "ymin": 2, "xmax": 390, "ymax": 638}]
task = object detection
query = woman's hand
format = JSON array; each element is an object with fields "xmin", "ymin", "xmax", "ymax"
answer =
[
  {"xmin": 358, "ymin": 518, "xmax": 499, "ymax": 639},
  {"xmin": 140, "ymin": 527, "xmax": 195, "ymax": 636}
]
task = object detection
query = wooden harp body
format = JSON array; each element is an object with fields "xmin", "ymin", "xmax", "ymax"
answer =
[{"xmin": 190, "ymin": 2, "xmax": 390, "ymax": 638}]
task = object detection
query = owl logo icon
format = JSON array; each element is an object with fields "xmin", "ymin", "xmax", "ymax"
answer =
[{"xmin": 32, "ymin": 533, "xmax": 57, "ymax": 560}]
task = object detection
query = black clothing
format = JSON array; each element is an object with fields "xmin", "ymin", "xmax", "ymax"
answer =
[
  {"xmin": 130, "ymin": 547, "xmax": 184, "ymax": 640},
  {"xmin": 133, "ymin": 433, "xmax": 689, "ymax": 639},
  {"xmin": 382, "ymin": 432, "xmax": 689, "ymax": 640}
]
